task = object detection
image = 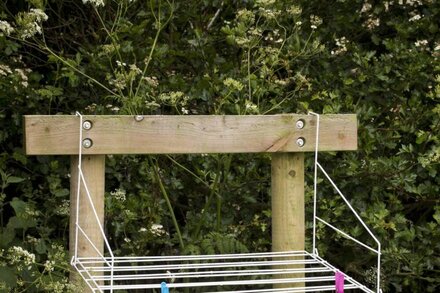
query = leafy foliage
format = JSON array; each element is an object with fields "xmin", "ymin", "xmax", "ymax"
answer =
[{"xmin": 0, "ymin": 0, "xmax": 439, "ymax": 292}]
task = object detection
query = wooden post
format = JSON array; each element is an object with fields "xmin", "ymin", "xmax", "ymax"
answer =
[
  {"xmin": 70, "ymin": 155, "xmax": 105, "ymax": 291},
  {"xmin": 271, "ymin": 153, "xmax": 305, "ymax": 288}
]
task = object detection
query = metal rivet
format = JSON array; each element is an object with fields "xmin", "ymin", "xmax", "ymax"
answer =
[
  {"xmin": 83, "ymin": 120, "xmax": 92, "ymax": 130},
  {"xmin": 296, "ymin": 119, "xmax": 305, "ymax": 129},
  {"xmin": 296, "ymin": 137, "xmax": 305, "ymax": 147},
  {"xmin": 135, "ymin": 115, "xmax": 144, "ymax": 122},
  {"xmin": 82, "ymin": 138, "xmax": 93, "ymax": 148}
]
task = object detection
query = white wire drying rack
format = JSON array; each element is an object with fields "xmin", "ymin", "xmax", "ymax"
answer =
[{"xmin": 71, "ymin": 112, "xmax": 382, "ymax": 293}]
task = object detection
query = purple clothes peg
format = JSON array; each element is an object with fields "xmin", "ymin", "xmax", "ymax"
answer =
[{"xmin": 336, "ymin": 271, "xmax": 344, "ymax": 293}]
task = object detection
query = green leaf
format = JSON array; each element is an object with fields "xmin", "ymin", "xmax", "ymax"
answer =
[
  {"xmin": 0, "ymin": 228, "xmax": 15, "ymax": 248},
  {"xmin": 53, "ymin": 188, "xmax": 69, "ymax": 197},
  {"xmin": 7, "ymin": 216, "xmax": 36, "ymax": 229},
  {"xmin": 433, "ymin": 209, "xmax": 440, "ymax": 225},
  {"xmin": 10, "ymin": 198, "xmax": 27, "ymax": 215},
  {"xmin": 0, "ymin": 267, "xmax": 17, "ymax": 289},
  {"xmin": 6, "ymin": 176, "xmax": 24, "ymax": 184},
  {"xmin": 35, "ymin": 239, "xmax": 47, "ymax": 254}
]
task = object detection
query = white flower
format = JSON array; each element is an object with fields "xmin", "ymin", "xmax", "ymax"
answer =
[
  {"xmin": 360, "ymin": 2, "xmax": 372, "ymax": 13},
  {"xmin": 331, "ymin": 37, "xmax": 349, "ymax": 55},
  {"xmin": 129, "ymin": 64, "xmax": 142, "ymax": 75},
  {"xmin": 30, "ymin": 9, "xmax": 48, "ymax": 22},
  {"xmin": 223, "ymin": 78, "xmax": 244, "ymax": 91},
  {"xmin": 110, "ymin": 188, "xmax": 126, "ymax": 201},
  {"xmin": 0, "ymin": 20, "xmax": 14, "ymax": 36},
  {"xmin": 409, "ymin": 14, "xmax": 422, "ymax": 22},
  {"xmin": 0, "ymin": 64, "xmax": 12, "ymax": 76},
  {"xmin": 44, "ymin": 260, "xmax": 55, "ymax": 272},
  {"xmin": 82, "ymin": 0, "xmax": 105, "ymax": 7},
  {"xmin": 116, "ymin": 60, "xmax": 127, "ymax": 67},
  {"xmin": 414, "ymin": 39, "xmax": 428, "ymax": 47},
  {"xmin": 287, "ymin": 5, "xmax": 302, "ymax": 16},
  {"xmin": 55, "ymin": 200, "xmax": 70, "ymax": 216},
  {"xmin": 143, "ymin": 76, "xmax": 159, "ymax": 88},
  {"xmin": 150, "ymin": 224, "xmax": 167, "ymax": 236},
  {"xmin": 364, "ymin": 17, "xmax": 380, "ymax": 30},
  {"xmin": 256, "ymin": 0, "xmax": 276, "ymax": 7},
  {"xmin": 8, "ymin": 246, "xmax": 35, "ymax": 270},
  {"xmin": 310, "ymin": 15, "xmax": 323, "ymax": 29},
  {"xmin": 16, "ymin": 9, "xmax": 48, "ymax": 39},
  {"xmin": 245, "ymin": 101, "xmax": 258, "ymax": 113}
]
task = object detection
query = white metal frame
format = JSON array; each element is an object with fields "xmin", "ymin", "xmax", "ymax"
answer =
[{"xmin": 71, "ymin": 112, "xmax": 382, "ymax": 292}]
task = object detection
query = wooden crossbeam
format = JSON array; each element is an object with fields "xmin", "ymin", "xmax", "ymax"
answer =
[{"xmin": 24, "ymin": 114, "xmax": 357, "ymax": 155}]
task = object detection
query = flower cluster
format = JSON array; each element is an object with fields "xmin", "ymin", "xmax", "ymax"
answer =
[
  {"xmin": 15, "ymin": 8, "xmax": 48, "ymax": 39},
  {"xmin": 55, "ymin": 199, "xmax": 70, "ymax": 216},
  {"xmin": 223, "ymin": 78, "xmax": 244, "ymax": 92},
  {"xmin": 37, "ymin": 278, "xmax": 76, "ymax": 293},
  {"xmin": 408, "ymin": 13, "xmax": 423, "ymax": 21},
  {"xmin": 331, "ymin": 37, "xmax": 349, "ymax": 55},
  {"xmin": 0, "ymin": 20, "xmax": 14, "ymax": 36},
  {"xmin": 82, "ymin": 0, "xmax": 105, "ymax": 7},
  {"xmin": 414, "ymin": 39, "xmax": 429, "ymax": 50},
  {"xmin": 364, "ymin": 17, "xmax": 380, "ymax": 30},
  {"xmin": 108, "ymin": 62, "xmax": 144, "ymax": 92},
  {"xmin": 150, "ymin": 224, "xmax": 167, "ymax": 236},
  {"xmin": 310, "ymin": 15, "xmax": 323, "ymax": 30},
  {"xmin": 0, "ymin": 64, "xmax": 12, "ymax": 76},
  {"xmin": 7, "ymin": 246, "xmax": 35, "ymax": 271},
  {"xmin": 110, "ymin": 188, "xmax": 126, "ymax": 202},
  {"xmin": 158, "ymin": 91, "xmax": 190, "ymax": 108},
  {"xmin": 287, "ymin": 5, "xmax": 302, "ymax": 17},
  {"xmin": 15, "ymin": 68, "xmax": 31, "ymax": 88},
  {"xmin": 245, "ymin": 101, "xmax": 258, "ymax": 113},
  {"xmin": 143, "ymin": 76, "xmax": 159, "ymax": 88},
  {"xmin": 255, "ymin": 0, "xmax": 276, "ymax": 6}
]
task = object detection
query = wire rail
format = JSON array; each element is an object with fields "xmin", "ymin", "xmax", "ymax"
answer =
[
  {"xmin": 71, "ymin": 112, "xmax": 381, "ymax": 293},
  {"xmin": 72, "ymin": 252, "xmax": 373, "ymax": 292}
]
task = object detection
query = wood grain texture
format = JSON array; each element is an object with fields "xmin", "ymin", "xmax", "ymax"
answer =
[
  {"xmin": 271, "ymin": 153, "xmax": 305, "ymax": 288},
  {"xmin": 24, "ymin": 114, "xmax": 357, "ymax": 155},
  {"xmin": 70, "ymin": 155, "xmax": 105, "ymax": 292}
]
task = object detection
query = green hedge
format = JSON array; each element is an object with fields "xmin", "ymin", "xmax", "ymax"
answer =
[{"xmin": 0, "ymin": 0, "xmax": 438, "ymax": 292}]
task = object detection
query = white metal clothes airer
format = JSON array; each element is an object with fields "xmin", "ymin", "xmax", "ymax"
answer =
[{"xmin": 71, "ymin": 112, "xmax": 382, "ymax": 293}]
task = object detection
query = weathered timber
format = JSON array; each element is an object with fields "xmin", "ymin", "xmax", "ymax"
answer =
[
  {"xmin": 24, "ymin": 114, "xmax": 357, "ymax": 155},
  {"xmin": 271, "ymin": 153, "xmax": 305, "ymax": 288},
  {"xmin": 70, "ymin": 155, "xmax": 105, "ymax": 292}
]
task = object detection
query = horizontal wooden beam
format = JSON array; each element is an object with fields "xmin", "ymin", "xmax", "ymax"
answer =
[{"xmin": 24, "ymin": 114, "xmax": 357, "ymax": 155}]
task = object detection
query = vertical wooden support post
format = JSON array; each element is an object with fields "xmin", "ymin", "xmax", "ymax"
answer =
[
  {"xmin": 70, "ymin": 155, "xmax": 105, "ymax": 292},
  {"xmin": 271, "ymin": 153, "xmax": 305, "ymax": 289}
]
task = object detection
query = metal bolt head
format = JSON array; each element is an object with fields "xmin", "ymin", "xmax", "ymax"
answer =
[
  {"xmin": 83, "ymin": 120, "xmax": 92, "ymax": 130},
  {"xmin": 296, "ymin": 119, "xmax": 305, "ymax": 129},
  {"xmin": 135, "ymin": 115, "xmax": 144, "ymax": 122},
  {"xmin": 296, "ymin": 137, "xmax": 305, "ymax": 147},
  {"xmin": 82, "ymin": 138, "xmax": 93, "ymax": 148}
]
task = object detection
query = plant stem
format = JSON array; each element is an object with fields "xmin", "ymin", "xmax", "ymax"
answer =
[
  {"xmin": 194, "ymin": 169, "xmax": 220, "ymax": 239},
  {"xmin": 134, "ymin": 0, "xmax": 173, "ymax": 99},
  {"xmin": 150, "ymin": 158, "xmax": 184, "ymax": 249},
  {"xmin": 42, "ymin": 44, "xmax": 119, "ymax": 97},
  {"xmin": 216, "ymin": 191, "xmax": 222, "ymax": 231}
]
